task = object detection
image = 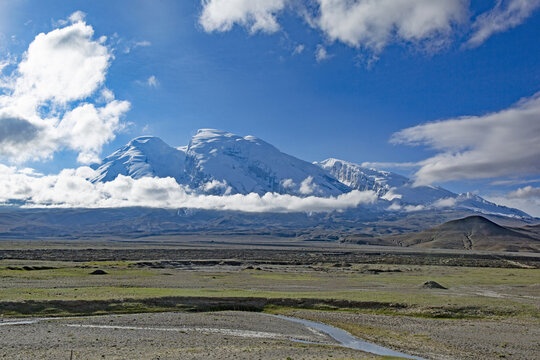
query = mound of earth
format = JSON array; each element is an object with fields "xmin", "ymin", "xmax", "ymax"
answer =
[
  {"xmin": 422, "ymin": 281, "xmax": 447, "ymax": 289},
  {"xmin": 90, "ymin": 269, "xmax": 108, "ymax": 275},
  {"xmin": 389, "ymin": 216, "xmax": 540, "ymax": 252}
]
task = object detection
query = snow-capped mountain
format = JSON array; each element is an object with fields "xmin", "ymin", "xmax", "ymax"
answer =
[
  {"xmin": 315, "ymin": 158, "xmax": 529, "ymax": 218},
  {"xmin": 92, "ymin": 136, "xmax": 186, "ymax": 183},
  {"xmin": 316, "ymin": 158, "xmax": 455, "ymax": 204},
  {"xmin": 454, "ymin": 192, "xmax": 530, "ymax": 218},
  {"xmin": 91, "ymin": 130, "xmax": 530, "ymax": 218},
  {"xmin": 184, "ymin": 129, "xmax": 349, "ymax": 196},
  {"xmin": 93, "ymin": 130, "xmax": 349, "ymax": 196}
]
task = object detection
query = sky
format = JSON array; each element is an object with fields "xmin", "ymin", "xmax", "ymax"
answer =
[{"xmin": 0, "ymin": 0, "xmax": 539, "ymax": 215}]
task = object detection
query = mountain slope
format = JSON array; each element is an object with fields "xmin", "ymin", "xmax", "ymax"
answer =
[
  {"xmin": 316, "ymin": 158, "xmax": 529, "ymax": 218},
  {"xmin": 92, "ymin": 136, "xmax": 186, "ymax": 183},
  {"xmin": 316, "ymin": 158, "xmax": 454, "ymax": 203},
  {"xmin": 184, "ymin": 129, "xmax": 350, "ymax": 196},
  {"xmin": 389, "ymin": 216, "xmax": 540, "ymax": 252},
  {"xmin": 89, "ymin": 130, "xmax": 530, "ymax": 219}
]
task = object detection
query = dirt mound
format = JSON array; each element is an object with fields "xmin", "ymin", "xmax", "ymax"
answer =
[
  {"xmin": 422, "ymin": 281, "xmax": 447, "ymax": 289},
  {"xmin": 390, "ymin": 216, "xmax": 540, "ymax": 252},
  {"xmin": 90, "ymin": 269, "xmax": 108, "ymax": 275}
]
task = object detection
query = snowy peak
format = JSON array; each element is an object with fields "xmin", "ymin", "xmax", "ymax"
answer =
[
  {"xmin": 185, "ymin": 129, "xmax": 350, "ymax": 196},
  {"xmin": 454, "ymin": 192, "xmax": 530, "ymax": 218},
  {"xmin": 91, "ymin": 131, "xmax": 530, "ymax": 218},
  {"xmin": 316, "ymin": 158, "xmax": 454, "ymax": 204},
  {"xmin": 94, "ymin": 130, "xmax": 350, "ymax": 197},
  {"xmin": 92, "ymin": 136, "xmax": 186, "ymax": 183},
  {"xmin": 316, "ymin": 158, "xmax": 409, "ymax": 195},
  {"xmin": 316, "ymin": 157, "xmax": 529, "ymax": 218}
]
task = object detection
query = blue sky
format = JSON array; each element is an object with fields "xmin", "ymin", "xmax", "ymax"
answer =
[{"xmin": 0, "ymin": 0, "xmax": 539, "ymax": 215}]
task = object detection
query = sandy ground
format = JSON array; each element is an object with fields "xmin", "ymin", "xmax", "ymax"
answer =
[
  {"xmin": 283, "ymin": 310, "xmax": 540, "ymax": 360},
  {"xmin": 1, "ymin": 311, "xmax": 538, "ymax": 360},
  {"xmin": 0, "ymin": 311, "xmax": 381, "ymax": 360}
]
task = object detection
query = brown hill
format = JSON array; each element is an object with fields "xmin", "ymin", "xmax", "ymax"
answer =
[{"xmin": 390, "ymin": 216, "xmax": 540, "ymax": 252}]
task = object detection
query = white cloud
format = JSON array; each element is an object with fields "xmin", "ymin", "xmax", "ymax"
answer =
[
  {"xmin": 57, "ymin": 101, "xmax": 131, "ymax": 164},
  {"xmin": 490, "ymin": 178, "xmax": 540, "ymax": 186},
  {"xmin": 123, "ymin": 40, "xmax": 151, "ymax": 54},
  {"xmin": 486, "ymin": 186, "xmax": 540, "ymax": 217},
  {"xmin": 135, "ymin": 40, "xmax": 151, "ymax": 47},
  {"xmin": 292, "ymin": 44, "xmax": 305, "ymax": 55},
  {"xmin": 467, "ymin": 0, "xmax": 540, "ymax": 48},
  {"xmin": 386, "ymin": 202, "xmax": 402, "ymax": 211},
  {"xmin": 0, "ymin": 166, "xmax": 378, "ymax": 212},
  {"xmin": 433, "ymin": 197, "xmax": 457, "ymax": 208},
  {"xmin": 280, "ymin": 178, "xmax": 295, "ymax": 189},
  {"xmin": 147, "ymin": 75, "xmax": 159, "ymax": 88},
  {"xmin": 199, "ymin": 0, "xmax": 467, "ymax": 52},
  {"xmin": 69, "ymin": 10, "xmax": 87, "ymax": 24},
  {"xmin": 315, "ymin": 0, "xmax": 466, "ymax": 52},
  {"xmin": 315, "ymin": 45, "xmax": 332, "ymax": 62},
  {"xmin": 0, "ymin": 14, "xmax": 130, "ymax": 164},
  {"xmin": 100, "ymin": 88, "xmax": 115, "ymax": 102},
  {"xmin": 299, "ymin": 176, "xmax": 318, "ymax": 194},
  {"xmin": 203, "ymin": 179, "xmax": 232, "ymax": 194},
  {"xmin": 198, "ymin": 1, "xmax": 540, "ymax": 60},
  {"xmin": 404, "ymin": 204, "xmax": 425, "ymax": 212},
  {"xmin": 386, "ymin": 202, "xmax": 425, "ymax": 212},
  {"xmin": 199, "ymin": 0, "xmax": 287, "ymax": 33},
  {"xmin": 392, "ymin": 91, "xmax": 540, "ymax": 186},
  {"xmin": 507, "ymin": 186, "xmax": 540, "ymax": 199},
  {"xmin": 14, "ymin": 22, "xmax": 109, "ymax": 104},
  {"xmin": 56, "ymin": 11, "xmax": 87, "ymax": 26}
]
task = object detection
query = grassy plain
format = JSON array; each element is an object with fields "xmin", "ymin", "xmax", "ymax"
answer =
[
  {"xmin": 0, "ymin": 245, "xmax": 539, "ymax": 359},
  {"xmin": 0, "ymin": 257, "xmax": 538, "ymax": 319}
]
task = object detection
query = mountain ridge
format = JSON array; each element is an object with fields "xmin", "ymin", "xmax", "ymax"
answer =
[{"xmin": 91, "ymin": 130, "xmax": 530, "ymax": 219}]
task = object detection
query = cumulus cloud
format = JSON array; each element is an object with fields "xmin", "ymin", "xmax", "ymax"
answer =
[
  {"xmin": 198, "ymin": 0, "xmax": 468, "ymax": 54},
  {"xmin": 280, "ymin": 178, "xmax": 296, "ymax": 189},
  {"xmin": 68, "ymin": 10, "xmax": 86, "ymax": 24},
  {"xmin": 14, "ymin": 22, "xmax": 110, "ymax": 104},
  {"xmin": 467, "ymin": 0, "xmax": 540, "ymax": 48},
  {"xmin": 0, "ymin": 165, "xmax": 378, "ymax": 212},
  {"xmin": 0, "ymin": 12, "xmax": 130, "ymax": 164},
  {"xmin": 315, "ymin": 0, "xmax": 466, "ymax": 52},
  {"xmin": 199, "ymin": 1, "xmax": 540, "ymax": 60},
  {"xmin": 432, "ymin": 197, "xmax": 458, "ymax": 208},
  {"xmin": 57, "ymin": 10, "xmax": 87, "ymax": 26},
  {"xmin": 506, "ymin": 186, "xmax": 540, "ymax": 199},
  {"xmin": 57, "ymin": 101, "xmax": 131, "ymax": 164},
  {"xmin": 0, "ymin": 114, "xmax": 40, "ymax": 146},
  {"xmin": 299, "ymin": 176, "xmax": 319, "ymax": 194},
  {"xmin": 203, "ymin": 179, "xmax": 232, "ymax": 194},
  {"xmin": 391, "ymin": 91, "xmax": 540, "ymax": 186},
  {"xmin": 199, "ymin": 0, "xmax": 288, "ymax": 33}
]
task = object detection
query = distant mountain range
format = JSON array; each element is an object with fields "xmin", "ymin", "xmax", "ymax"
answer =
[{"xmin": 92, "ymin": 129, "xmax": 530, "ymax": 219}]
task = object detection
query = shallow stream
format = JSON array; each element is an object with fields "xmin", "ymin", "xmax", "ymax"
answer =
[{"xmin": 273, "ymin": 314, "xmax": 426, "ymax": 360}]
